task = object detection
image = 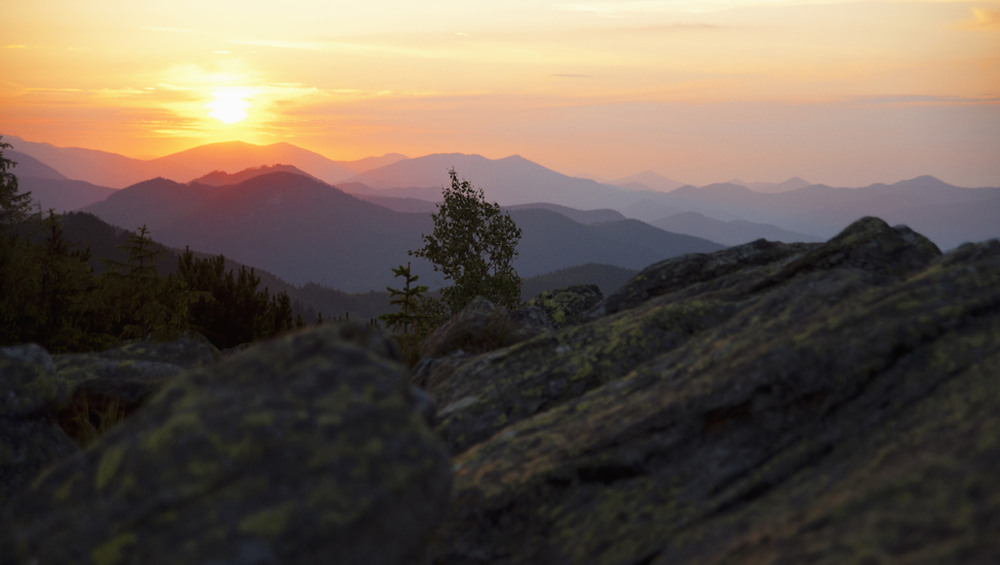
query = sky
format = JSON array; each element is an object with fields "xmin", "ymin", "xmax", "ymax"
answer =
[{"xmin": 2, "ymin": 0, "xmax": 999, "ymax": 187}]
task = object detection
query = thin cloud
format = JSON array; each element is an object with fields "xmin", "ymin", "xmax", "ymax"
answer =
[
  {"xmin": 965, "ymin": 8, "xmax": 1000, "ymax": 30},
  {"xmin": 553, "ymin": 73, "xmax": 593, "ymax": 78}
]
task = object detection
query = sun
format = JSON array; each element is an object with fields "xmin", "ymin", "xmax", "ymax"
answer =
[{"xmin": 206, "ymin": 88, "xmax": 251, "ymax": 124}]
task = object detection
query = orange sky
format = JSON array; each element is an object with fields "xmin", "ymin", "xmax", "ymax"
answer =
[{"xmin": 3, "ymin": 0, "xmax": 999, "ymax": 186}]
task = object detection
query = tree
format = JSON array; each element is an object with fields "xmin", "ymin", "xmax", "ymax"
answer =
[
  {"xmin": 0, "ymin": 136, "xmax": 35, "ymax": 229},
  {"xmin": 175, "ymin": 248, "xmax": 295, "ymax": 348},
  {"xmin": 101, "ymin": 225, "xmax": 188, "ymax": 340},
  {"xmin": 410, "ymin": 169, "xmax": 522, "ymax": 314},
  {"xmin": 380, "ymin": 263, "xmax": 431, "ymax": 336}
]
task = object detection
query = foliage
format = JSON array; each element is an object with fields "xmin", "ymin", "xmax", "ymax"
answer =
[
  {"xmin": 380, "ymin": 263, "xmax": 437, "ymax": 365},
  {"xmin": 100, "ymin": 225, "xmax": 190, "ymax": 340},
  {"xmin": 0, "ymin": 136, "xmax": 36, "ymax": 229},
  {"xmin": 410, "ymin": 169, "xmax": 522, "ymax": 315},
  {"xmin": 0, "ymin": 137, "xmax": 295, "ymax": 351},
  {"xmin": 176, "ymin": 248, "xmax": 294, "ymax": 349}
]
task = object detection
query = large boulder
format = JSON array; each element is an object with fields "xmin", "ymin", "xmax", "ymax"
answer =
[
  {"xmin": 1, "ymin": 324, "xmax": 452, "ymax": 565},
  {"xmin": 430, "ymin": 218, "xmax": 943, "ymax": 455},
  {"xmin": 0, "ymin": 345, "xmax": 79, "ymax": 505},
  {"xmin": 423, "ymin": 219, "xmax": 1000, "ymax": 563}
]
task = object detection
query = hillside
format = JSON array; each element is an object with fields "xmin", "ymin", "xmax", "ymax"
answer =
[{"xmin": 653, "ymin": 211, "xmax": 822, "ymax": 245}]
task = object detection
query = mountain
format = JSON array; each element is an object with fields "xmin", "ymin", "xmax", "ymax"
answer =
[
  {"xmin": 506, "ymin": 203, "xmax": 626, "ymax": 224},
  {"xmin": 748, "ymin": 176, "xmax": 811, "ymax": 193},
  {"xmin": 611, "ymin": 170, "xmax": 685, "ymax": 192},
  {"xmin": 7, "ymin": 150, "xmax": 67, "ymax": 180},
  {"xmin": 345, "ymin": 153, "xmax": 630, "ymax": 209},
  {"xmin": 337, "ymin": 153, "xmax": 408, "ymax": 174},
  {"xmin": 519, "ymin": 263, "xmax": 638, "ymax": 299},
  {"xmin": 190, "ymin": 164, "xmax": 322, "ymax": 186},
  {"xmin": 4, "ymin": 136, "xmax": 151, "ymax": 188},
  {"xmin": 2, "ymin": 136, "xmax": 391, "ymax": 188},
  {"xmin": 5, "ymin": 148, "xmax": 117, "ymax": 212},
  {"xmin": 18, "ymin": 177, "xmax": 117, "ymax": 213},
  {"xmin": 146, "ymin": 141, "xmax": 357, "ymax": 186},
  {"xmin": 653, "ymin": 211, "xmax": 821, "ymax": 246},
  {"xmin": 508, "ymin": 209, "xmax": 723, "ymax": 280},
  {"xmin": 81, "ymin": 172, "xmax": 724, "ymax": 292},
  {"xmin": 622, "ymin": 176, "xmax": 1000, "ymax": 249}
]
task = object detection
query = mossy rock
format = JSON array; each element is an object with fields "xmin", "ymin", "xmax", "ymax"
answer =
[
  {"xmin": 0, "ymin": 345, "xmax": 80, "ymax": 505},
  {"xmin": 425, "ymin": 224, "xmax": 998, "ymax": 563},
  {"xmin": 525, "ymin": 284, "xmax": 602, "ymax": 328},
  {"xmin": 1, "ymin": 323, "xmax": 451, "ymax": 565},
  {"xmin": 0, "ymin": 344, "xmax": 64, "ymax": 418}
]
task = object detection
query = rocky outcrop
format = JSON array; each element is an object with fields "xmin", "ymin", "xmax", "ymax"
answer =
[
  {"xmin": 422, "ymin": 218, "xmax": 1000, "ymax": 563},
  {"xmin": 1, "ymin": 325, "xmax": 452, "ymax": 565},
  {"xmin": 3, "ymin": 216, "xmax": 997, "ymax": 564}
]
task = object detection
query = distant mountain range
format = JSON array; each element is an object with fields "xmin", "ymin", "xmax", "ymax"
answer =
[
  {"xmin": 7, "ymin": 135, "xmax": 1000, "ymax": 259},
  {"xmin": 3, "ymin": 135, "xmax": 406, "ymax": 188},
  {"xmin": 77, "ymin": 171, "xmax": 722, "ymax": 292}
]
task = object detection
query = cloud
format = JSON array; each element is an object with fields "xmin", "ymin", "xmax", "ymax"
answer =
[
  {"xmin": 552, "ymin": 73, "xmax": 593, "ymax": 78},
  {"xmin": 965, "ymin": 8, "xmax": 1000, "ymax": 30}
]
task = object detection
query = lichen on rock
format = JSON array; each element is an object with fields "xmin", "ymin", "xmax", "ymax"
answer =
[{"xmin": 0, "ymin": 324, "xmax": 452, "ymax": 565}]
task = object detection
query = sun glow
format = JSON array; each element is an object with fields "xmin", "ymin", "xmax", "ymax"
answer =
[{"xmin": 206, "ymin": 88, "xmax": 252, "ymax": 124}]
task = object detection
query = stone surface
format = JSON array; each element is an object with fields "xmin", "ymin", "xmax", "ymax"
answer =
[
  {"xmin": 0, "ymin": 345, "xmax": 79, "ymax": 505},
  {"xmin": 524, "ymin": 284, "xmax": 603, "ymax": 328},
  {"xmin": 421, "ymin": 218, "xmax": 1000, "ymax": 564},
  {"xmin": 1, "ymin": 324, "xmax": 452, "ymax": 565}
]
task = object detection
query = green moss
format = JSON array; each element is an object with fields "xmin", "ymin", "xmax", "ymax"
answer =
[
  {"xmin": 96, "ymin": 446, "xmax": 124, "ymax": 491},
  {"xmin": 238, "ymin": 503, "xmax": 294, "ymax": 537},
  {"xmin": 91, "ymin": 532, "xmax": 137, "ymax": 565}
]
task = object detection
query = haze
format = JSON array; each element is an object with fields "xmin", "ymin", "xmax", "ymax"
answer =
[{"xmin": 3, "ymin": 0, "xmax": 998, "ymax": 187}]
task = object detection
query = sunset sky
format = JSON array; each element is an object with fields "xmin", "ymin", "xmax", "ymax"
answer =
[{"xmin": 3, "ymin": 0, "xmax": 999, "ymax": 187}]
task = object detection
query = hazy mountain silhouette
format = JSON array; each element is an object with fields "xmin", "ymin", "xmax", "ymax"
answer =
[
  {"xmin": 80, "ymin": 172, "xmax": 724, "ymax": 292},
  {"xmin": 506, "ymin": 203, "xmax": 625, "ymax": 224},
  {"xmin": 7, "ymin": 150, "xmax": 68, "ymax": 180},
  {"xmin": 3, "ymin": 136, "xmax": 398, "ymax": 188},
  {"xmin": 18, "ymin": 177, "xmax": 116, "ymax": 214},
  {"xmin": 611, "ymin": 170, "xmax": 685, "ymax": 192},
  {"xmin": 9, "ymin": 136, "xmax": 997, "ymax": 251},
  {"xmin": 344, "ymin": 153, "xmax": 629, "ymax": 209},
  {"xmin": 192, "ymin": 164, "xmax": 322, "ymax": 186},
  {"xmin": 653, "ymin": 211, "xmax": 821, "ymax": 245}
]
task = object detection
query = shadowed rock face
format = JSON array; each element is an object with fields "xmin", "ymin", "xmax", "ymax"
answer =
[
  {"xmin": 1, "ymin": 325, "xmax": 452, "ymax": 565},
  {"xmin": 421, "ymin": 217, "xmax": 1000, "ymax": 564}
]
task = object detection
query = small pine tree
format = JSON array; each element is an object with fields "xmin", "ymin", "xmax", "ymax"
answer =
[
  {"xmin": 380, "ymin": 262, "xmax": 435, "ymax": 365},
  {"xmin": 380, "ymin": 263, "xmax": 430, "ymax": 335}
]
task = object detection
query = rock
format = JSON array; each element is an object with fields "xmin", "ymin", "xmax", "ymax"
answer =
[
  {"xmin": 600, "ymin": 238, "xmax": 811, "ymax": 316},
  {"xmin": 0, "ymin": 324, "xmax": 452, "ymax": 565},
  {"xmin": 85, "ymin": 333, "xmax": 220, "ymax": 370},
  {"xmin": 422, "ymin": 219, "xmax": 999, "ymax": 563},
  {"xmin": 419, "ymin": 297, "xmax": 552, "ymax": 361},
  {"xmin": 0, "ymin": 344, "xmax": 64, "ymax": 418},
  {"xmin": 0, "ymin": 345, "xmax": 79, "ymax": 505},
  {"xmin": 524, "ymin": 284, "xmax": 602, "ymax": 328},
  {"xmin": 51, "ymin": 335, "xmax": 222, "ymax": 445}
]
